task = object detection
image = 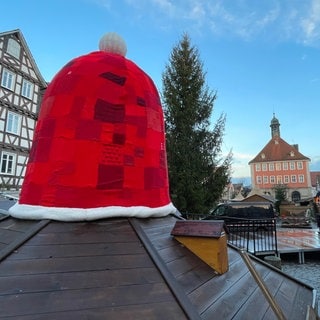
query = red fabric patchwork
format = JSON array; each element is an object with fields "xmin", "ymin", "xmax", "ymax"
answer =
[
  {"xmin": 75, "ymin": 120, "xmax": 102, "ymax": 140},
  {"xmin": 19, "ymin": 51, "xmax": 172, "ymax": 211},
  {"xmin": 94, "ymin": 100, "xmax": 125, "ymax": 123},
  {"xmin": 28, "ymin": 138, "xmax": 52, "ymax": 163},
  {"xmin": 37, "ymin": 118, "xmax": 56, "ymax": 138},
  {"xmin": 97, "ymin": 164, "xmax": 124, "ymax": 189}
]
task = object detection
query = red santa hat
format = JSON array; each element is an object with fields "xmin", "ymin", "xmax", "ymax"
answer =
[{"xmin": 9, "ymin": 32, "xmax": 176, "ymax": 221}]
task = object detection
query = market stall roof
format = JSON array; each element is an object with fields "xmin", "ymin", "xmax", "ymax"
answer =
[{"xmin": 0, "ymin": 213, "xmax": 316, "ymax": 319}]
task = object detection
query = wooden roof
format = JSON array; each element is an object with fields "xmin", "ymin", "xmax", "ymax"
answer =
[
  {"xmin": 243, "ymin": 193, "xmax": 275, "ymax": 203},
  {"xmin": 0, "ymin": 213, "xmax": 316, "ymax": 319}
]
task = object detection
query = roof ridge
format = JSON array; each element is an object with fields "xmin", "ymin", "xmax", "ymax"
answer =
[{"xmin": 129, "ymin": 217, "xmax": 201, "ymax": 320}]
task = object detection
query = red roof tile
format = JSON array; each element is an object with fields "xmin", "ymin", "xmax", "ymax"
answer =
[{"xmin": 249, "ymin": 137, "xmax": 310, "ymax": 164}]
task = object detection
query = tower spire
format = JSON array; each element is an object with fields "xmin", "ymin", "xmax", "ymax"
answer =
[{"xmin": 270, "ymin": 113, "xmax": 280, "ymax": 138}]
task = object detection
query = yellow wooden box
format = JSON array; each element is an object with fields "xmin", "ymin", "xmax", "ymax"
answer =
[{"xmin": 171, "ymin": 220, "xmax": 228, "ymax": 274}]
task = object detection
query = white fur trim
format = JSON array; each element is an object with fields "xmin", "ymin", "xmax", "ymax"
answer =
[{"xmin": 8, "ymin": 202, "xmax": 177, "ymax": 221}]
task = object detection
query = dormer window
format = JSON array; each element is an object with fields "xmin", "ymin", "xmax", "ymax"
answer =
[
  {"xmin": 290, "ymin": 151, "xmax": 295, "ymax": 157},
  {"xmin": 261, "ymin": 153, "xmax": 265, "ymax": 159}
]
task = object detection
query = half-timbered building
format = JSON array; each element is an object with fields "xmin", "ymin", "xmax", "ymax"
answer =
[{"xmin": 0, "ymin": 29, "xmax": 47, "ymax": 190}]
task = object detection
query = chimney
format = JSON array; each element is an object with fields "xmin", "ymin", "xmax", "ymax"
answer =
[{"xmin": 292, "ymin": 144, "xmax": 299, "ymax": 151}]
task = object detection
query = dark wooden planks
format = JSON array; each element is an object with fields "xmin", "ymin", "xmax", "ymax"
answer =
[
  {"xmin": 0, "ymin": 214, "xmax": 317, "ymax": 320},
  {"xmin": 0, "ymin": 282, "xmax": 179, "ymax": 318},
  {"xmin": 176, "ymin": 264, "xmax": 217, "ymax": 294},
  {"xmin": 0, "ymin": 217, "xmax": 39, "ymax": 247},
  {"xmin": 0, "ymin": 228, "xmax": 21, "ymax": 250},
  {"xmin": 6, "ymin": 219, "xmax": 145, "ymax": 261},
  {"xmin": 0, "ymin": 217, "xmax": 37, "ymax": 232},
  {"xmin": 200, "ymin": 258, "xmax": 294, "ymax": 319},
  {"xmin": 0, "ymin": 268, "xmax": 164, "ymax": 295},
  {"xmin": 137, "ymin": 215, "xmax": 316, "ymax": 320},
  {"xmin": 201, "ymin": 254, "xmax": 313, "ymax": 320},
  {"xmin": 8, "ymin": 241, "xmax": 145, "ymax": 260},
  {"xmin": 188, "ymin": 257, "xmax": 252, "ymax": 314},
  {"xmin": 229, "ymin": 267, "xmax": 286, "ymax": 320},
  {"xmin": 141, "ymin": 216, "xmax": 255, "ymax": 316},
  {"xmin": 26, "ymin": 220, "xmax": 138, "ymax": 245},
  {"xmin": 0, "ymin": 218, "xmax": 49, "ymax": 261},
  {"xmin": 0, "ymin": 218, "xmax": 188, "ymax": 319},
  {"xmin": 0, "ymin": 253, "xmax": 154, "ymax": 274},
  {"xmin": 130, "ymin": 217, "xmax": 202, "ymax": 320},
  {"xmin": 269, "ymin": 276, "xmax": 313, "ymax": 320},
  {"xmin": 0, "ymin": 301, "xmax": 185, "ymax": 320}
]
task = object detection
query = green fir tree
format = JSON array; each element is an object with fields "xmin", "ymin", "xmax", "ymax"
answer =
[
  {"xmin": 272, "ymin": 184, "xmax": 288, "ymax": 213},
  {"xmin": 162, "ymin": 33, "xmax": 232, "ymax": 215}
]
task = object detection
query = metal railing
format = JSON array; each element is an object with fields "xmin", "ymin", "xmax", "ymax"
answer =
[{"xmin": 224, "ymin": 217, "xmax": 278, "ymax": 256}]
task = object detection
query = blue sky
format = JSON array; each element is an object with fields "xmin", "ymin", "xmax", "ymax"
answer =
[{"xmin": 2, "ymin": 0, "xmax": 320, "ymax": 183}]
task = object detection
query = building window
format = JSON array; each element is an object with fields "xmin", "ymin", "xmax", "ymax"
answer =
[
  {"xmin": 269, "ymin": 163, "xmax": 274, "ymax": 171},
  {"xmin": 292, "ymin": 191, "xmax": 301, "ymax": 202},
  {"xmin": 7, "ymin": 38, "xmax": 21, "ymax": 59},
  {"xmin": 291, "ymin": 175, "xmax": 297, "ymax": 183},
  {"xmin": 0, "ymin": 152, "xmax": 15, "ymax": 175},
  {"xmin": 263, "ymin": 176, "xmax": 268, "ymax": 184},
  {"xmin": 289, "ymin": 162, "xmax": 295, "ymax": 170},
  {"xmin": 283, "ymin": 162, "xmax": 288, "ymax": 170},
  {"xmin": 256, "ymin": 176, "xmax": 262, "ymax": 184},
  {"xmin": 276, "ymin": 163, "xmax": 281, "ymax": 171},
  {"xmin": 6, "ymin": 111, "xmax": 21, "ymax": 135},
  {"xmin": 255, "ymin": 164, "xmax": 261, "ymax": 171},
  {"xmin": 270, "ymin": 176, "xmax": 275, "ymax": 184},
  {"xmin": 277, "ymin": 176, "xmax": 282, "ymax": 184},
  {"xmin": 298, "ymin": 175, "xmax": 304, "ymax": 183},
  {"xmin": 284, "ymin": 175, "xmax": 289, "ymax": 184},
  {"xmin": 1, "ymin": 68, "xmax": 15, "ymax": 90},
  {"xmin": 22, "ymin": 79, "xmax": 34, "ymax": 99},
  {"xmin": 262, "ymin": 163, "xmax": 267, "ymax": 171},
  {"xmin": 297, "ymin": 161, "xmax": 303, "ymax": 170}
]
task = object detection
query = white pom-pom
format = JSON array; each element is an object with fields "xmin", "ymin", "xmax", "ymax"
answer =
[{"xmin": 99, "ymin": 32, "xmax": 127, "ymax": 56}]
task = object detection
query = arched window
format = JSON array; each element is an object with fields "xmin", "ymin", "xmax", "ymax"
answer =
[{"xmin": 291, "ymin": 191, "xmax": 301, "ymax": 202}]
